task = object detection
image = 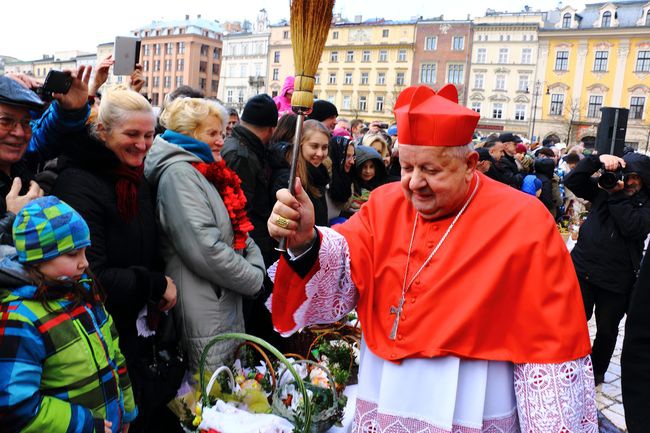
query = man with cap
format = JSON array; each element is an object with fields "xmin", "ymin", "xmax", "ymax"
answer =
[
  {"xmin": 0, "ymin": 69, "xmax": 91, "ymax": 241},
  {"xmin": 308, "ymin": 99, "xmax": 338, "ymax": 131},
  {"xmin": 565, "ymin": 151, "xmax": 650, "ymax": 387},
  {"xmin": 495, "ymin": 132, "xmax": 525, "ymax": 189},
  {"xmin": 267, "ymin": 85, "xmax": 596, "ymax": 432}
]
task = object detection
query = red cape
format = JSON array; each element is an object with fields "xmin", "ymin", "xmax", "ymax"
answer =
[{"xmin": 273, "ymin": 173, "xmax": 591, "ymax": 364}]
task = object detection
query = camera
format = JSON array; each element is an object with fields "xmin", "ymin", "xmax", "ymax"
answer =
[{"xmin": 598, "ymin": 163, "xmax": 624, "ymax": 189}]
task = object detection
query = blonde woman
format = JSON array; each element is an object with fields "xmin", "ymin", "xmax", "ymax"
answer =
[
  {"xmin": 362, "ymin": 132, "xmax": 391, "ymax": 167},
  {"xmin": 144, "ymin": 97, "xmax": 265, "ymax": 373}
]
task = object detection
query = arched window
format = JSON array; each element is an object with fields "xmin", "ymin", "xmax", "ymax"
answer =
[
  {"xmin": 646, "ymin": 10, "xmax": 650, "ymax": 26},
  {"xmin": 602, "ymin": 11, "xmax": 612, "ymax": 27},
  {"xmin": 562, "ymin": 13, "xmax": 572, "ymax": 28}
]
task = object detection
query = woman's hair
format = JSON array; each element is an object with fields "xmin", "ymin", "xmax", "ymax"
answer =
[
  {"xmin": 293, "ymin": 120, "xmax": 331, "ymax": 198},
  {"xmin": 91, "ymin": 89, "xmax": 154, "ymax": 138},
  {"xmin": 159, "ymin": 97, "xmax": 228, "ymax": 134},
  {"xmin": 25, "ymin": 265, "xmax": 104, "ymax": 313},
  {"xmin": 362, "ymin": 133, "xmax": 389, "ymax": 159},
  {"xmin": 271, "ymin": 113, "xmax": 298, "ymax": 144}
]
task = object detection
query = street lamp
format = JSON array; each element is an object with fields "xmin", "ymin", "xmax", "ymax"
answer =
[{"xmin": 526, "ymin": 80, "xmax": 550, "ymax": 142}]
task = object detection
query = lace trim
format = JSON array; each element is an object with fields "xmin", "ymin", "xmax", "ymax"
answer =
[
  {"xmin": 514, "ymin": 355, "xmax": 598, "ymax": 433},
  {"xmin": 351, "ymin": 398, "xmax": 519, "ymax": 433}
]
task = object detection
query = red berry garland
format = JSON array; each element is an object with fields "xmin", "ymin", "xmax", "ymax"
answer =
[{"xmin": 191, "ymin": 160, "xmax": 254, "ymax": 250}]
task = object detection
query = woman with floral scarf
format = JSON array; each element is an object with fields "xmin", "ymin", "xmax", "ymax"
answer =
[{"xmin": 144, "ymin": 97, "xmax": 265, "ymax": 374}]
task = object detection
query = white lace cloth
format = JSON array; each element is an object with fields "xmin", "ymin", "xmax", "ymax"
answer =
[{"xmin": 268, "ymin": 227, "xmax": 598, "ymax": 433}]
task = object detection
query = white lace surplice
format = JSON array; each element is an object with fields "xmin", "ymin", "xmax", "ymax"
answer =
[{"xmin": 267, "ymin": 227, "xmax": 598, "ymax": 433}]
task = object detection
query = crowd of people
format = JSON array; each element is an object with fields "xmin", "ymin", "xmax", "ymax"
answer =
[{"xmin": 0, "ymin": 65, "xmax": 648, "ymax": 433}]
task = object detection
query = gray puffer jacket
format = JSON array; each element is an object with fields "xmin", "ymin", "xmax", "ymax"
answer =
[{"xmin": 144, "ymin": 136, "xmax": 265, "ymax": 373}]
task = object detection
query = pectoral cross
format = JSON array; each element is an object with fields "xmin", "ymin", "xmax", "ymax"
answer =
[{"xmin": 389, "ymin": 296, "xmax": 405, "ymax": 341}]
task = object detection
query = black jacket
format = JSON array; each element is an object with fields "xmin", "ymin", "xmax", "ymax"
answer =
[
  {"xmin": 51, "ymin": 132, "xmax": 167, "ymax": 356},
  {"xmin": 222, "ymin": 125, "xmax": 276, "ymax": 267},
  {"xmin": 565, "ymin": 154, "xmax": 650, "ymax": 293},
  {"xmin": 496, "ymin": 153, "xmax": 524, "ymax": 189},
  {"xmin": 534, "ymin": 157, "xmax": 556, "ymax": 217}
]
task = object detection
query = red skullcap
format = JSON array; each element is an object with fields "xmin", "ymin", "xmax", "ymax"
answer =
[{"xmin": 394, "ymin": 84, "xmax": 480, "ymax": 147}]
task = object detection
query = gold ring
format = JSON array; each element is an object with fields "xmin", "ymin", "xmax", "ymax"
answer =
[{"xmin": 276, "ymin": 216, "xmax": 290, "ymax": 229}]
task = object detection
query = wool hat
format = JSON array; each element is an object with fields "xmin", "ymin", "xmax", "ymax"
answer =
[
  {"xmin": 476, "ymin": 147, "xmax": 495, "ymax": 163},
  {"xmin": 241, "ymin": 94, "xmax": 278, "ymax": 127},
  {"xmin": 0, "ymin": 76, "xmax": 45, "ymax": 111},
  {"xmin": 309, "ymin": 100, "xmax": 338, "ymax": 122},
  {"xmin": 387, "ymin": 125, "xmax": 398, "ymax": 136},
  {"xmin": 498, "ymin": 132, "xmax": 520, "ymax": 144},
  {"xmin": 394, "ymin": 84, "xmax": 479, "ymax": 147},
  {"xmin": 515, "ymin": 143, "xmax": 528, "ymax": 154},
  {"xmin": 13, "ymin": 196, "xmax": 91, "ymax": 264}
]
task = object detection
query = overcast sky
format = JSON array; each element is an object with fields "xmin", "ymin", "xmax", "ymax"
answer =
[{"xmin": 1, "ymin": 0, "xmax": 584, "ymax": 60}]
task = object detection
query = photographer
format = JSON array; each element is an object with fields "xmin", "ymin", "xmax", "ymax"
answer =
[{"xmin": 565, "ymin": 151, "xmax": 650, "ymax": 385}]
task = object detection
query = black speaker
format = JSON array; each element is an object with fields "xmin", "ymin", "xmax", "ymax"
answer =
[{"xmin": 596, "ymin": 107, "xmax": 628, "ymax": 157}]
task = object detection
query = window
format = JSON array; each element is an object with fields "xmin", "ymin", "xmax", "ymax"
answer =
[
  {"xmin": 562, "ymin": 13, "xmax": 572, "ymax": 28},
  {"xmin": 375, "ymin": 96, "xmax": 384, "ymax": 112},
  {"xmin": 594, "ymin": 51, "xmax": 608, "ymax": 72},
  {"xmin": 212, "ymin": 64, "xmax": 219, "ymax": 75},
  {"xmin": 165, "ymin": 43, "xmax": 173, "ymax": 55},
  {"xmin": 382, "ymin": 29, "xmax": 389, "ymax": 37},
  {"xmin": 602, "ymin": 11, "xmax": 612, "ymax": 28},
  {"xmin": 199, "ymin": 78, "xmax": 206, "ymax": 90},
  {"xmin": 211, "ymin": 80, "xmax": 218, "ymax": 92},
  {"xmin": 315, "ymin": 74, "xmax": 320, "ymax": 84},
  {"xmin": 283, "ymin": 30, "xmax": 289, "ymax": 39},
  {"xmin": 154, "ymin": 44, "xmax": 161, "ymax": 55},
  {"xmin": 646, "ymin": 10, "xmax": 650, "ymax": 26},
  {"xmin": 474, "ymin": 73, "xmax": 484, "ymax": 89},
  {"xmin": 333, "ymin": 31, "xmax": 339, "ymax": 39},
  {"xmin": 328, "ymin": 95, "xmax": 335, "ymax": 104},
  {"xmin": 452, "ymin": 36, "xmax": 464, "ymax": 50},
  {"xmin": 521, "ymin": 48, "xmax": 532, "ymax": 64},
  {"xmin": 343, "ymin": 95, "xmax": 351, "ymax": 109},
  {"xmin": 377, "ymin": 72, "xmax": 386, "ymax": 85},
  {"xmin": 361, "ymin": 72, "xmax": 369, "ymax": 85},
  {"xmin": 153, "ymin": 76, "xmax": 160, "ymax": 87},
  {"xmin": 229, "ymin": 65, "xmax": 236, "ymax": 78},
  {"xmin": 588, "ymin": 95, "xmax": 603, "ymax": 118},
  {"xmin": 177, "ymin": 59, "xmax": 184, "ymax": 71},
  {"xmin": 213, "ymin": 48, "xmax": 219, "ymax": 60},
  {"xmin": 447, "ymin": 64, "xmax": 464, "ymax": 85},
  {"xmin": 492, "ymin": 103, "xmax": 503, "ymax": 119},
  {"xmin": 476, "ymin": 48, "xmax": 487, "ymax": 63},
  {"xmin": 152, "ymin": 93, "xmax": 159, "ymax": 106},
  {"xmin": 471, "ymin": 102, "xmax": 481, "ymax": 114},
  {"xmin": 272, "ymin": 68, "xmax": 279, "ymax": 81},
  {"xmin": 636, "ymin": 51, "xmax": 650, "ymax": 72},
  {"xmin": 238, "ymin": 89, "xmax": 245, "ymax": 103},
  {"xmin": 164, "ymin": 59, "xmax": 172, "ymax": 71},
  {"xmin": 515, "ymin": 104, "xmax": 526, "ymax": 121},
  {"xmin": 154, "ymin": 60, "xmax": 160, "ymax": 71},
  {"xmin": 550, "ymin": 94, "xmax": 564, "ymax": 115},
  {"xmin": 346, "ymin": 51, "xmax": 354, "ymax": 62},
  {"xmin": 425, "ymin": 37, "xmax": 437, "ymax": 51},
  {"xmin": 630, "ymin": 96, "xmax": 645, "ymax": 119},
  {"xmin": 274, "ymin": 51, "xmax": 280, "ymax": 63},
  {"xmin": 498, "ymin": 48, "xmax": 508, "ymax": 63},
  {"xmin": 330, "ymin": 51, "xmax": 338, "ymax": 62},
  {"xmin": 200, "ymin": 61, "xmax": 207, "ymax": 73},
  {"xmin": 200, "ymin": 44, "xmax": 208, "ymax": 56},
  {"xmin": 175, "ymin": 76, "xmax": 183, "ymax": 87},
  {"xmin": 328, "ymin": 73, "xmax": 336, "ymax": 84},
  {"xmin": 177, "ymin": 42, "xmax": 185, "ymax": 54},
  {"xmin": 344, "ymin": 72, "xmax": 353, "ymax": 84},
  {"xmin": 164, "ymin": 76, "xmax": 171, "ymax": 88},
  {"xmin": 420, "ymin": 63, "xmax": 436, "ymax": 84},
  {"xmin": 379, "ymin": 50, "xmax": 388, "ymax": 62},
  {"xmin": 143, "ymin": 60, "xmax": 149, "ymax": 72},
  {"xmin": 362, "ymin": 51, "xmax": 371, "ymax": 62},
  {"xmin": 555, "ymin": 51, "xmax": 569, "ymax": 71},
  {"xmin": 396, "ymin": 72, "xmax": 405, "ymax": 86},
  {"xmin": 495, "ymin": 74, "xmax": 506, "ymax": 90},
  {"xmin": 518, "ymin": 75, "xmax": 529, "ymax": 91},
  {"xmin": 359, "ymin": 96, "xmax": 367, "ymax": 111},
  {"xmin": 398, "ymin": 49, "xmax": 407, "ymax": 62},
  {"xmin": 143, "ymin": 44, "xmax": 150, "ymax": 56},
  {"xmin": 226, "ymin": 89, "xmax": 233, "ymax": 103}
]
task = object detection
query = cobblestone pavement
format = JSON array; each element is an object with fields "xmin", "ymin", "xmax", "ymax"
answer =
[{"xmin": 589, "ymin": 316, "xmax": 627, "ymax": 432}]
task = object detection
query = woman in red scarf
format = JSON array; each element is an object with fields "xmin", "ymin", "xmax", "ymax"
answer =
[{"xmin": 144, "ymin": 97, "xmax": 265, "ymax": 374}]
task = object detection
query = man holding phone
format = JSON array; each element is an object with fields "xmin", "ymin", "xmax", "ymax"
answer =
[{"xmin": 0, "ymin": 66, "xmax": 92, "ymax": 242}]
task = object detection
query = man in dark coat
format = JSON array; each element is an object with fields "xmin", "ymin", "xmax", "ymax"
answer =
[
  {"xmin": 495, "ymin": 132, "xmax": 524, "ymax": 189},
  {"xmin": 565, "ymin": 151, "xmax": 650, "ymax": 385}
]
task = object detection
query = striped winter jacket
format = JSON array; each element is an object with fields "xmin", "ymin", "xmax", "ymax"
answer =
[{"xmin": 0, "ymin": 258, "xmax": 137, "ymax": 433}]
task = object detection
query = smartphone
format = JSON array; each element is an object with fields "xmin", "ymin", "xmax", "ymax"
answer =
[
  {"xmin": 43, "ymin": 70, "xmax": 72, "ymax": 94},
  {"xmin": 114, "ymin": 36, "xmax": 142, "ymax": 75}
]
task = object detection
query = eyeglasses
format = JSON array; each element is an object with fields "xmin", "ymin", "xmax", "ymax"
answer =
[{"xmin": 0, "ymin": 116, "xmax": 32, "ymax": 132}]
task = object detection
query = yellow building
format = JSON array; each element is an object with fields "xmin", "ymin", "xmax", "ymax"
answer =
[
  {"xmin": 267, "ymin": 24, "xmax": 295, "ymax": 98},
  {"xmin": 535, "ymin": 2, "xmax": 650, "ymax": 149}
]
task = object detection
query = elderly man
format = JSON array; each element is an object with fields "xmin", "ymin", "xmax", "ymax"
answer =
[{"xmin": 267, "ymin": 85, "xmax": 596, "ymax": 433}]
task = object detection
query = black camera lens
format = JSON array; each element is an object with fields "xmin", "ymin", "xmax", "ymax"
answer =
[{"xmin": 598, "ymin": 170, "xmax": 623, "ymax": 189}]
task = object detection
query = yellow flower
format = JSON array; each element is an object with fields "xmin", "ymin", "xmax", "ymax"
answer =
[
  {"xmin": 192, "ymin": 415, "xmax": 202, "ymax": 427},
  {"xmin": 194, "ymin": 403, "xmax": 202, "ymax": 416}
]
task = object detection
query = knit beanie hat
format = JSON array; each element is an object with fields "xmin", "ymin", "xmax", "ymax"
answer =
[
  {"xmin": 241, "ymin": 94, "xmax": 278, "ymax": 127},
  {"xmin": 13, "ymin": 196, "xmax": 91, "ymax": 264},
  {"xmin": 309, "ymin": 100, "xmax": 338, "ymax": 122}
]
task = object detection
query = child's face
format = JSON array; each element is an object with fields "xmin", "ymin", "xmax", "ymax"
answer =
[
  {"xmin": 360, "ymin": 160, "xmax": 376, "ymax": 182},
  {"xmin": 37, "ymin": 248, "xmax": 89, "ymax": 281}
]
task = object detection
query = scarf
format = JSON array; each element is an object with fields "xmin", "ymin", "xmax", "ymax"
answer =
[
  {"xmin": 112, "ymin": 164, "xmax": 143, "ymax": 222},
  {"xmin": 192, "ymin": 160, "xmax": 253, "ymax": 250},
  {"xmin": 161, "ymin": 130, "xmax": 215, "ymax": 163}
]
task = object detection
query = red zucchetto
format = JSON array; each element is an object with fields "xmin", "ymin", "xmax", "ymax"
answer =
[{"xmin": 394, "ymin": 84, "xmax": 480, "ymax": 147}]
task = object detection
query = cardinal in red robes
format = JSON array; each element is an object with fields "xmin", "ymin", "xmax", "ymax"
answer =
[{"xmin": 267, "ymin": 85, "xmax": 596, "ymax": 433}]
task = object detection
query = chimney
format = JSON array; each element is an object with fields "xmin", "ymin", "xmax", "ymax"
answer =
[
  {"xmin": 197, "ymin": 14, "xmax": 201, "ymax": 19},
  {"xmin": 185, "ymin": 14, "xmax": 189, "ymax": 20},
  {"xmin": 355, "ymin": 15, "xmax": 362, "ymax": 23}
]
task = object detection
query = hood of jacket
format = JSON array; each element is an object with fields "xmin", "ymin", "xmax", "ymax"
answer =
[
  {"xmin": 279, "ymin": 76, "xmax": 294, "ymax": 98},
  {"xmin": 354, "ymin": 145, "xmax": 387, "ymax": 189},
  {"xmin": 329, "ymin": 136, "xmax": 352, "ymax": 173},
  {"xmin": 268, "ymin": 141, "xmax": 292, "ymax": 171},
  {"xmin": 144, "ymin": 134, "xmax": 203, "ymax": 187},
  {"xmin": 534, "ymin": 157, "xmax": 556, "ymax": 178},
  {"xmin": 0, "ymin": 253, "xmax": 35, "ymax": 303},
  {"xmin": 624, "ymin": 152, "xmax": 650, "ymax": 191}
]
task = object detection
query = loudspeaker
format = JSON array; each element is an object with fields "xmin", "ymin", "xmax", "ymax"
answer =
[{"xmin": 596, "ymin": 107, "xmax": 628, "ymax": 157}]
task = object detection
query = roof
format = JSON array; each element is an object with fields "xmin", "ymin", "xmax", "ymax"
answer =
[
  {"xmin": 134, "ymin": 16, "xmax": 223, "ymax": 33},
  {"xmin": 544, "ymin": 1, "xmax": 650, "ymax": 29}
]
